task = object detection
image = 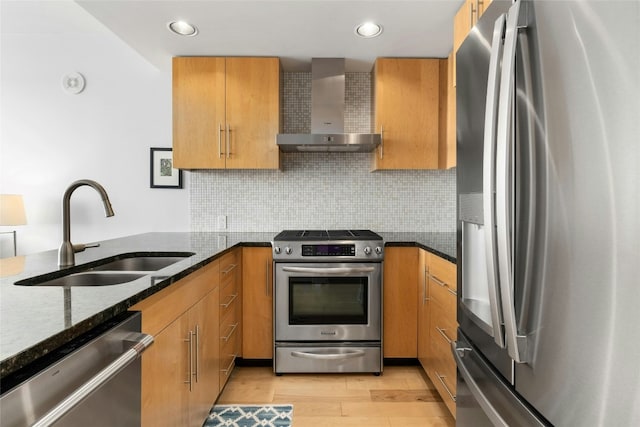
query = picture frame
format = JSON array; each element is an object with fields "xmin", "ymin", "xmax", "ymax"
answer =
[{"xmin": 150, "ymin": 147, "xmax": 182, "ymax": 189}]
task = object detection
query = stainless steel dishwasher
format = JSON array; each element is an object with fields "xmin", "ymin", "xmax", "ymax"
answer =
[{"xmin": 0, "ymin": 311, "xmax": 153, "ymax": 427}]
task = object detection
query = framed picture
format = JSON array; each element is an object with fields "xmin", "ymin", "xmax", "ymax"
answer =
[{"xmin": 150, "ymin": 147, "xmax": 182, "ymax": 188}]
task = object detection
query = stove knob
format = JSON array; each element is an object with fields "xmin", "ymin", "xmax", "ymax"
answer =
[
  {"xmin": 375, "ymin": 246, "xmax": 383, "ymax": 255},
  {"xmin": 285, "ymin": 247, "xmax": 292, "ymax": 255},
  {"xmin": 363, "ymin": 247, "xmax": 372, "ymax": 255},
  {"xmin": 274, "ymin": 246, "xmax": 281, "ymax": 254}
]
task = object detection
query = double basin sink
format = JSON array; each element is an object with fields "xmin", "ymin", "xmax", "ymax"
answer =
[{"xmin": 15, "ymin": 252, "xmax": 195, "ymax": 287}]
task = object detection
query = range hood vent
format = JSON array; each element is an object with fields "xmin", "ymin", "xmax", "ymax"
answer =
[{"xmin": 277, "ymin": 58, "xmax": 381, "ymax": 153}]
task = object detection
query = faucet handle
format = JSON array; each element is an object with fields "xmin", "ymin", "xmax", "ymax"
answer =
[{"xmin": 72, "ymin": 243, "xmax": 100, "ymax": 253}]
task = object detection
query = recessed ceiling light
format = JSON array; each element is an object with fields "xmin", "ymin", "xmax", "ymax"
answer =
[
  {"xmin": 355, "ymin": 22, "xmax": 383, "ymax": 38},
  {"xmin": 167, "ymin": 20, "xmax": 198, "ymax": 37}
]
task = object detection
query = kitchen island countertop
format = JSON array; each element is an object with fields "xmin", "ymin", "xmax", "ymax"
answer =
[{"xmin": 0, "ymin": 231, "xmax": 455, "ymax": 381}]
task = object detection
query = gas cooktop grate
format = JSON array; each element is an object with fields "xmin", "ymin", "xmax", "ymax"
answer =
[{"xmin": 274, "ymin": 230, "xmax": 382, "ymax": 241}]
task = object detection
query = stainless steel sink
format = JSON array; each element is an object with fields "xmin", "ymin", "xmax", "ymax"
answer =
[
  {"xmin": 29, "ymin": 272, "xmax": 149, "ymax": 287},
  {"xmin": 90, "ymin": 256, "xmax": 189, "ymax": 272},
  {"xmin": 15, "ymin": 252, "xmax": 194, "ymax": 287}
]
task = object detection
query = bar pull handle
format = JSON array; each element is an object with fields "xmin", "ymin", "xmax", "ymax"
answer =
[
  {"xmin": 220, "ymin": 323, "xmax": 238, "ymax": 342},
  {"xmin": 434, "ymin": 370, "xmax": 456, "ymax": 402},
  {"xmin": 453, "ymin": 342, "xmax": 509, "ymax": 427},
  {"xmin": 436, "ymin": 326, "xmax": 453, "ymax": 344},
  {"xmin": 430, "ymin": 274, "xmax": 447, "ymax": 288},
  {"xmin": 291, "ymin": 350, "xmax": 365, "ymax": 360},
  {"xmin": 221, "ymin": 263, "xmax": 237, "ymax": 275},
  {"xmin": 282, "ymin": 266, "xmax": 375, "ymax": 275},
  {"xmin": 496, "ymin": 0, "xmax": 527, "ymax": 363},
  {"xmin": 483, "ymin": 13, "xmax": 508, "ymax": 349},
  {"xmin": 221, "ymin": 355, "xmax": 236, "ymax": 375},
  {"xmin": 266, "ymin": 260, "xmax": 271, "ymax": 297},
  {"xmin": 220, "ymin": 293, "xmax": 238, "ymax": 308},
  {"xmin": 429, "ymin": 274, "xmax": 456, "ymax": 298},
  {"xmin": 379, "ymin": 125, "xmax": 384, "ymax": 159},
  {"xmin": 193, "ymin": 325, "xmax": 200, "ymax": 383},
  {"xmin": 226, "ymin": 123, "xmax": 231, "ymax": 159},
  {"xmin": 218, "ymin": 123, "xmax": 224, "ymax": 158},
  {"xmin": 32, "ymin": 333, "xmax": 153, "ymax": 427},
  {"xmin": 423, "ymin": 266, "xmax": 429, "ymax": 304},
  {"xmin": 184, "ymin": 331, "xmax": 193, "ymax": 391}
]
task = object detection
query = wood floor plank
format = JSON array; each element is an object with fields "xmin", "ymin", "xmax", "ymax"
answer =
[
  {"xmin": 216, "ymin": 365, "xmax": 456, "ymax": 425},
  {"xmin": 341, "ymin": 401, "xmax": 451, "ymax": 418},
  {"xmin": 370, "ymin": 389, "xmax": 442, "ymax": 402}
]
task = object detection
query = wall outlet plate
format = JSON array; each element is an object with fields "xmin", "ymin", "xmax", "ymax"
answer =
[{"xmin": 218, "ymin": 215, "xmax": 227, "ymax": 230}]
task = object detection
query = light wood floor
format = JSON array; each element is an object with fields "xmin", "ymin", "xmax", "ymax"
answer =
[{"xmin": 216, "ymin": 364, "xmax": 456, "ymax": 426}]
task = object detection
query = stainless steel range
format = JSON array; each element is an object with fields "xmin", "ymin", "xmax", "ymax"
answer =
[{"xmin": 272, "ymin": 230, "xmax": 384, "ymax": 374}]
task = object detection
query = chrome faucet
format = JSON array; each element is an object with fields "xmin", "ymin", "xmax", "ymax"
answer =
[{"xmin": 58, "ymin": 179, "xmax": 114, "ymax": 267}]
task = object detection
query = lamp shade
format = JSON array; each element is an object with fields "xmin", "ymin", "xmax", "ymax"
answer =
[{"xmin": 0, "ymin": 194, "xmax": 27, "ymax": 226}]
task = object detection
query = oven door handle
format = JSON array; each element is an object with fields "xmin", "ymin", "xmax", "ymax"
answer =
[
  {"xmin": 291, "ymin": 350, "xmax": 366, "ymax": 360},
  {"xmin": 281, "ymin": 266, "xmax": 375, "ymax": 275}
]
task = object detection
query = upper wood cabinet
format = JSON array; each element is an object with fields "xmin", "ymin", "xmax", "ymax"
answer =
[
  {"xmin": 372, "ymin": 58, "xmax": 443, "ymax": 170},
  {"xmin": 172, "ymin": 56, "xmax": 281, "ymax": 170},
  {"xmin": 242, "ymin": 247, "xmax": 273, "ymax": 359},
  {"xmin": 442, "ymin": 52, "xmax": 456, "ymax": 169},
  {"xmin": 453, "ymin": 0, "xmax": 493, "ymax": 87}
]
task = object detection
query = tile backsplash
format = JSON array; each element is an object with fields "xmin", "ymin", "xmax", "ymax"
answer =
[{"xmin": 190, "ymin": 72, "xmax": 456, "ymax": 233}]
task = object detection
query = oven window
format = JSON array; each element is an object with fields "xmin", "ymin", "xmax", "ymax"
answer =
[{"xmin": 289, "ymin": 277, "xmax": 368, "ymax": 325}]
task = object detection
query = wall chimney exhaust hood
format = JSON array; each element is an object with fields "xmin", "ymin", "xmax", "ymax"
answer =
[{"xmin": 277, "ymin": 58, "xmax": 381, "ymax": 153}]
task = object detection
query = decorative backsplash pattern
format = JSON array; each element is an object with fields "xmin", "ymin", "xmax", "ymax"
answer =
[{"xmin": 190, "ymin": 72, "xmax": 456, "ymax": 232}]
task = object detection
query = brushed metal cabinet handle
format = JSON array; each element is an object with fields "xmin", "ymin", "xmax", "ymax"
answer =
[{"xmin": 435, "ymin": 370, "xmax": 456, "ymax": 402}]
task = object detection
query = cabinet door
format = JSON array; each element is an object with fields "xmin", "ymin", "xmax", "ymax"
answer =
[
  {"xmin": 242, "ymin": 247, "xmax": 273, "ymax": 359},
  {"xmin": 444, "ymin": 52, "xmax": 456, "ymax": 168},
  {"xmin": 453, "ymin": 0, "xmax": 474, "ymax": 87},
  {"xmin": 383, "ymin": 247, "xmax": 419, "ymax": 357},
  {"xmin": 172, "ymin": 57, "xmax": 226, "ymax": 169},
  {"xmin": 141, "ymin": 314, "xmax": 190, "ymax": 427},
  {"xmin": 417, "ymin": 249, "xmax": 430, "ymax": 370},
  {"xmin": 188, "ymin": 289, "xmax": 220, "ymax": 426},
  {"xmin": 373, "ymin": 58, "xmax": 441, "ymax": 170},
  {"xmin": 225, "ymin": 57, "xmax": 281, "ymax": 170}
]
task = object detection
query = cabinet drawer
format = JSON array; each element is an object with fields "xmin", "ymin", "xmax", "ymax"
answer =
[
  {"xmin": 220, "ymin": 250, "xmax": 240, "ymax": 283},
  {"xmin": 429, "ymin": 276, "xmax": 457, "ymax": 314},
  {"xmin": 219, "ymin": 320, "xmax": 238, "ymax": 388},
  {"xmin": 430, "ymin": 303, "xmax": 457, "ymax": 401},
  {"xmin": 429, "ymin": 254, "xmax": 456, "ymax": 287},
  {"xmin": 220, "ymin": 278, "xmax": 239, "ymax": 320}
]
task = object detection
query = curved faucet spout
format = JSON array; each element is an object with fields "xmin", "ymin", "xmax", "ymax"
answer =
[{"xmin": 59, "ymin": 179, "xmax": 115, "ymax": 267}]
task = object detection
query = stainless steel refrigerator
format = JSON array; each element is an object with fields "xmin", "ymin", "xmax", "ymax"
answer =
[{"xmin": 455, "ymin": 0, "xmax": 640, "ymax": 425}]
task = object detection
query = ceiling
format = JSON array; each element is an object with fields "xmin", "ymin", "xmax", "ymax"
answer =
[{"xmin": 72, "ymin": 0, "xmax": 464, "ymax": 72}]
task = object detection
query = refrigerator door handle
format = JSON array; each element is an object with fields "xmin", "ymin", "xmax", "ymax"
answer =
[
  {"xmin": 495, "ymin": 0, "xmax": 528, "ymax": 363},
  {"xmin": 482, "ymin": 12, "xmax": 508, "ymax": 349},
  {"xmin": 453, "ymin": 341, "xmax": 509, "ymax": 427}
]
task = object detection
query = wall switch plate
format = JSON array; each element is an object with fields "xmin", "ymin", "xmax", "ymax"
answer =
[{"xmin": 218, "ymin": 215, "xmax": 227, "ymax": 230}]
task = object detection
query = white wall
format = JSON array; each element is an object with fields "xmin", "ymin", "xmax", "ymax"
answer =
[{"xmin": 0, "ymin": 1, "xmax": 189, "ymax": 257}]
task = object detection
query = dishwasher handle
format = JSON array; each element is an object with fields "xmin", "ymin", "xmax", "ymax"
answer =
[{"xmin": 32, "ymin": 332, "xmax": 154, "ymax": 427}]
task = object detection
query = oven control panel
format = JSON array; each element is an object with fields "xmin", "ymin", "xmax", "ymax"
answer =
[
  {"xmin": 273, "ymin": 241, "xmax": 383, "ymax": 261},
  {"xmin": 302, "ymin": 244, "xmax": 355, "ymax": 257}
]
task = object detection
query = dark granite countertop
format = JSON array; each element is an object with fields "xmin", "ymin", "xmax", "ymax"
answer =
[
  {"xmin": 380, "ymin": 232, "xmax": 456, "ymax": 263},
  {"xmin": 0, "ymin": 232, "xmax": 273, "ymax": 380},
  {"xmin": 0, "ymin": 231, "xmax": 455, "ymax": 380}
]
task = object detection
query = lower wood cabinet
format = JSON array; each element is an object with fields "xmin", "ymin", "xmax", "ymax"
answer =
[
  {"xmin": 218, "ymin": 249, "xmax": 242, "ymax": 390},
  {"xmin": 242, "ymin": 247, "xmax": 273, "ymax": 359},
  {"xmin": 417, "ymin": 249, "xmax": 430, "ymax": 369},
  {"xmin": 383, "ymin": 247, "xmax": 419, "ymax": 358},
  {"xmin": 131, "ymin": 260, "xmax": 221, "ymax": 427},
  {"xmin": 421, "ymin": 250, "xmax": 458, "ymax": 417}
]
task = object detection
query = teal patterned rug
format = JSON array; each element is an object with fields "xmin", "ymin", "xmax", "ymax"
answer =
[{"xmin": 203, "ymin": 404, "xmax": 293, "ymax": 427}]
